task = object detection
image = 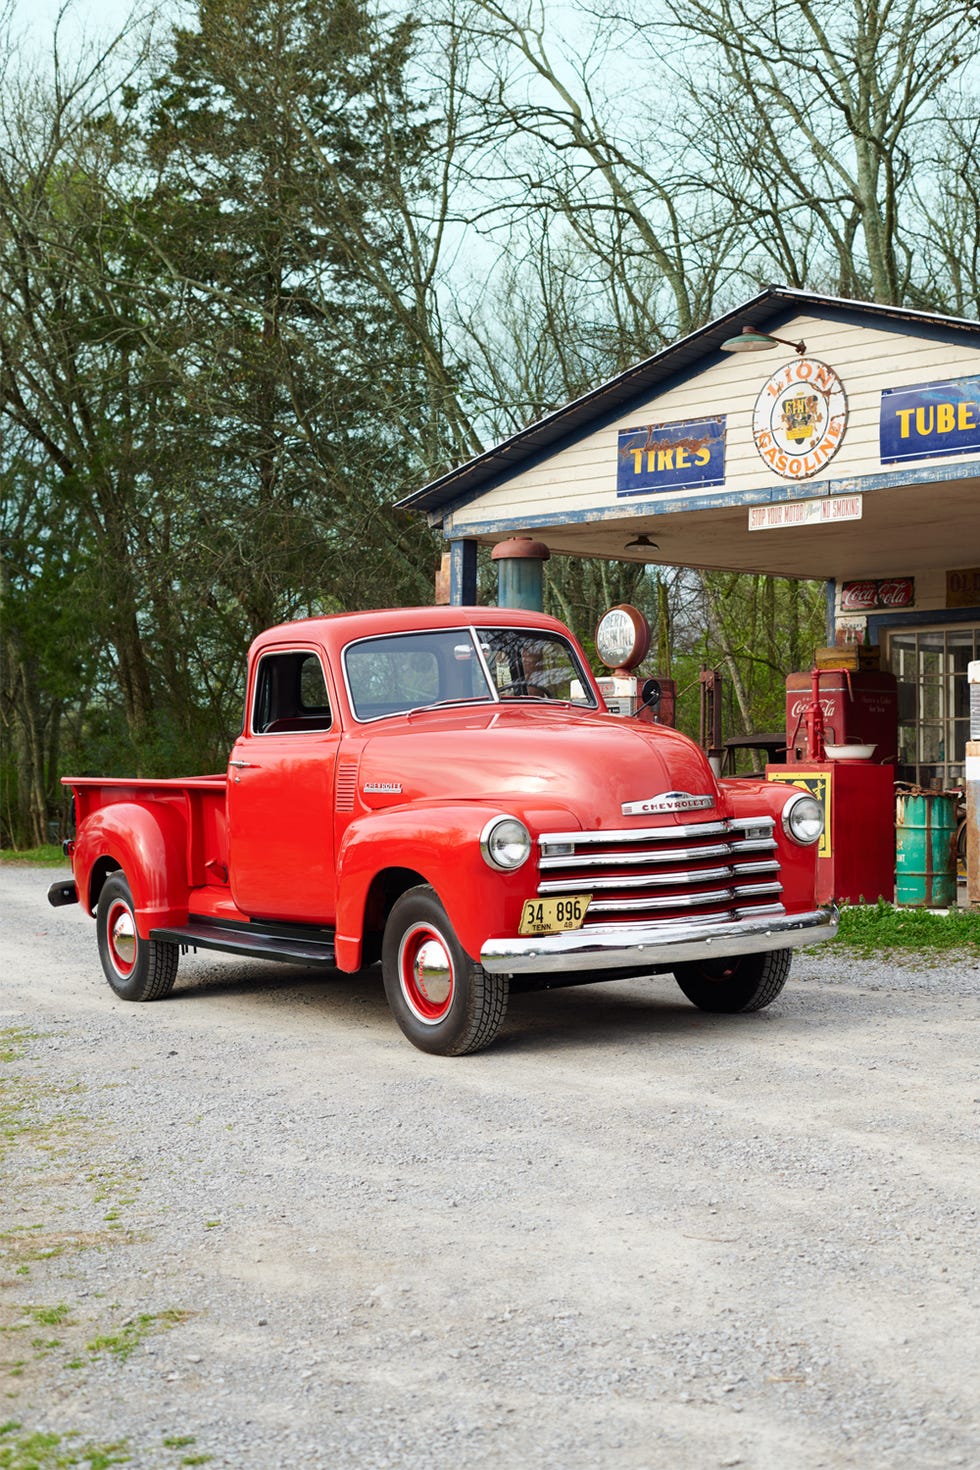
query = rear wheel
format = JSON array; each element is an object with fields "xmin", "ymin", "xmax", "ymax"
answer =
[
  {"xmin": 673, "ymin": 948, "xmax": 791, "ymax": 1013},
  {"xmin": 96, "ymin": 873, "xmax": 179, "ymax": 1002},
  {"xmin": 381, "ymin": 885, "xmax": 508, "ymax": 1055}
]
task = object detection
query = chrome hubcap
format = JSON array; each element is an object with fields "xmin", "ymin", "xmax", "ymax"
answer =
[
  {"xmin": 109, "ymin": 904, "xmax": 136, "ymax": 972},
  {"xmin": 399, "ymin": 926, "xmax": 454, "ymax": 1024}
]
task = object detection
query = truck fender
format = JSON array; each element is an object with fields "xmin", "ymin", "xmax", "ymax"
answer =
[
  {"xmin": 73, "ymin": 800, "xmax": 190, "ymax": 938},
  {"xmin": 334, "ymin": 803, "xmax": 531, "ymax": 972}
]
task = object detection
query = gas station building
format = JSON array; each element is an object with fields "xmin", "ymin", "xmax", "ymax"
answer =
[{"xmin": 400, "ymin": 286, "xmax": 980, "ymax": 902}]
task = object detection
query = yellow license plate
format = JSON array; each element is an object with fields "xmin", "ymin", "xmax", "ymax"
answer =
[{"xmin": 519, "ymin": 895, "xmax": 591, "ymax": 936}]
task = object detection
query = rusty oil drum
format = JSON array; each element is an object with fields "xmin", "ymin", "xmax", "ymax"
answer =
[{"xmin": 894, "ymin": 791, "xmax": 958, "ymax": 908}]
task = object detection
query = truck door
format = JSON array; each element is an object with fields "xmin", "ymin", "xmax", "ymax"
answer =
[{"xmin": 226, "ymin": 646, "xmax": 339, "ymax": 923}]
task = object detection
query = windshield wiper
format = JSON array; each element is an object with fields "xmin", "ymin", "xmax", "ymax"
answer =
[{"xmin": 404, "ymin": 697, "xmax": 493, "ymax": 717}]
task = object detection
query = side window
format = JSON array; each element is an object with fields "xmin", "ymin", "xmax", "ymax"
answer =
[{"xmin": 252, "ymin": 650, "xmax": 332, "ymax": 734}]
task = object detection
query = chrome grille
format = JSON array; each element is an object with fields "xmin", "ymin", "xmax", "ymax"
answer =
[{"xmin": 537, "ymin": 818, "xmax": 782, "ymax": 925}]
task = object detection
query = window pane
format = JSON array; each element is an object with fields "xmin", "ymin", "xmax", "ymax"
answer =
[
  {"xmin": 478, "ymin": 630, "xmax": 596, "ymax": 704},
  {"xmin": 300, "ymin": 655, "xmax": 328, "ymax": 710},
  {"xmin": 920, "ymin": 681, "xmax": 943, "ymax": 719},
  {"xmin": 345, "ymin": 630, "xmax": 493, "ymax": 719},
  {"xmin": 253, "ymin": 651, "xmax": 331, "ymax": 732},
  {"xmin": 952, "ymin": 720, "xmax": 968, "ymax": 761}
]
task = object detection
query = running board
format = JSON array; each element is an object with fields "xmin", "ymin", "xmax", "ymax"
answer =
[{"xmin": 149, "ymin": 919, "xmax": 336, "ymax": 967}]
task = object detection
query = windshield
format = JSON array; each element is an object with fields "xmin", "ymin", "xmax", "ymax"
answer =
[{"xmin": 343, "ymin": 626, "xmax": 598, "ymax": 722}]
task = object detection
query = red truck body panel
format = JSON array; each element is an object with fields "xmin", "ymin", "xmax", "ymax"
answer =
[{"xmin": 61, "ymin": 607, "xmax": 834, "ymax": 1027}]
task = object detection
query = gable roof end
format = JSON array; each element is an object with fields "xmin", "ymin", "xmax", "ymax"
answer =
[{"xmin": 398, "ymin": 286, "xmax": 980, "ymax": 524}]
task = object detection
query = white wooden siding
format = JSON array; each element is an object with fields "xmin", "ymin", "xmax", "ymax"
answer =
[{"xmin": 448, "ymin": 316, "xmax": 980, "ymax": 532}]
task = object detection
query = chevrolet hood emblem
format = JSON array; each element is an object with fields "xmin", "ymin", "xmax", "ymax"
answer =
[{"xmin": 621, "ymin": 791, "xmax": 714, "ymax": 816}]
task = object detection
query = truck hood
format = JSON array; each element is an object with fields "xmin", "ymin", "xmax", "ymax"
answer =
[{"xmin": 355, "ymin": 706, "xmax": 721, "ymax": 829}]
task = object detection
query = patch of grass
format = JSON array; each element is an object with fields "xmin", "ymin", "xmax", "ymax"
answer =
[
  {"xmin": 0, "ymin": 1033, "xmax": 36, "ymax": 1066},
  {"xmin": 85, "ymin": 1309, "xmax": 192, "ymax": 1364},
  {"xmin": 0, "ymin": 1229, "xmax": 126, "ymax": 1274},
  {"xmin": 0, "ymin": 846, "xmax": 65, "ymax": 867},
  {"xmin": 27, "ymin": 1307, "xmax": 71, "ymax": 1329},
  {"xmin": 0, "ymin": 1422, "xmax": 130, "ymax": 1468},
  {"xmin": 833, "ymin": 898, "xmax": 980, "ymax": 952},
  {"xmin": 0, "ymin": 1073, "xmax": 86, "ymax": 1164}
]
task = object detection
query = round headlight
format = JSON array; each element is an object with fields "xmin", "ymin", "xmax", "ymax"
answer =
[
  {"xmin": 782, "ymin": 791, "xmax": 824, "ymax": 846},
  {"xmin": 481, "ymin": 816, "xmax": 532, "ymax": 871}
]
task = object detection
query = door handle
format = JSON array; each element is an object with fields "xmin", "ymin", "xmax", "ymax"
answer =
[{"xmin": 229, "ymin": 759, "xmax": 257, "ymax": 769}]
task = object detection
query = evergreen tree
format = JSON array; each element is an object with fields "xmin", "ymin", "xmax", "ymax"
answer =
[{"xmin": 137, "ymin": 0, "xmax": 440, "ymax": 633}]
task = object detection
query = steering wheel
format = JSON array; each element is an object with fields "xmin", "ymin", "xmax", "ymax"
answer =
[{"xmin": 498, "ymin": 680, "xmax": 551, "ymax": 699}]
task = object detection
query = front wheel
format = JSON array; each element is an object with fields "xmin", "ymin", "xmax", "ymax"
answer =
[
  {"xmin": 381, "ymin": 885, "xmax": 508, "ymax": 1056},
  {"xmin": 96, "ymin": 872, "xmax": 179, "ymax": 1002},
  {"xmin": 673, "ymin": 948, "xmax": 791, "ymax": 1013}
]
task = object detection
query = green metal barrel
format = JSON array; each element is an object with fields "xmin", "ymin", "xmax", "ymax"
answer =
[{"xmin": 894, "ymin": 792, "xmax": 958, "ymax": 908}]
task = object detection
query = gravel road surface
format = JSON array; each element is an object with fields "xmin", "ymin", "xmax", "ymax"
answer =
[{"xmin": 1, "ymin": 863, "xmax": 978, "ymax": 1469}]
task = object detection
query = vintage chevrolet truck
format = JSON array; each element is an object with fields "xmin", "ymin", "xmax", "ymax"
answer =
[{"xmin": 49, "ymin": 606, "xmax": 837, "ymax": 1054}]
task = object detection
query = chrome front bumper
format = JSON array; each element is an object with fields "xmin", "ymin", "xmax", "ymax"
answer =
[{"xmin": 480, "ymin": 905, "xmax": 839, "ymax": 977}]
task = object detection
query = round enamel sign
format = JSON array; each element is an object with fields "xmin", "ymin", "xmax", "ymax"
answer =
[
  {"xmin": 752, "ymin": 358, "xmax": 848, "ymax": 481},
  {"xmin": 595, "ymin": 604, "xmax": 650, "ymax": 671}
]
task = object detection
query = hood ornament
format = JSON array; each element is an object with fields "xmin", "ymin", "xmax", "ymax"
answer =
[{"xmin": 622, "ymin": 791, "xmax": 714, "ymax": 816}]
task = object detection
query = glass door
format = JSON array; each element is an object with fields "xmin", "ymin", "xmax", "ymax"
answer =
[{"xmin": 885, "ymin": 624, "xmax": 979, "ymax": 788}]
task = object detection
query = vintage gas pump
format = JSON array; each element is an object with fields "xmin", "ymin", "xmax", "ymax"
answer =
[
  {"xmin": 767, "ymin": 664, "xmax": 897, "ymax": 904},
  {"xmin": 593, "ymin": 605, "xmax": 675, "ymax": 724}
]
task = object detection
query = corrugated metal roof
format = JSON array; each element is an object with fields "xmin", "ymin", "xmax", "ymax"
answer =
[{"xmin": 397, "ymin": 286, "xmax": 980, "ymax": 523}]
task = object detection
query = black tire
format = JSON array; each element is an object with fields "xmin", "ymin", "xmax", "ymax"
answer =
[
  {"xmin": 673, "ymin": 947, "xmax": 791, "ymax": 1013},
  {"xmin": 96, "ymin": 872, "xmax": 179, "ymax": 1002},
  {"xmin": 381, "ymin": 885, "xmax": 508, "ymax": 1056}
]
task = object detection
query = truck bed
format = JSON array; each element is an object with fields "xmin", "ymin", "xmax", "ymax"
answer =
[{"xmin": 65, "ymin": 774, "xmax": 231, "ymax": 895}]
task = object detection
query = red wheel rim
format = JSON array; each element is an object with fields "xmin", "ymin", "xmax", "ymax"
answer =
[
  {"xmin": 106, "ymin": 899, "xmax": 137, "ymax": 977},
  {"xmin": 397, "ymin": 923, "xmax": 455, "ymax": 1025}
]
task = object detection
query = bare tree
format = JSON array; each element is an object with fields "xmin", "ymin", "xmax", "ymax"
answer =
[{"xmin": 609, "ymin": 0, "xmax": 980, "ymax": 304}]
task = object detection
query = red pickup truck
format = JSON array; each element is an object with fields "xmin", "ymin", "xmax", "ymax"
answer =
[{"xmin": 50, "ymin": 606, "xmax": 836, "ymax": 1054}]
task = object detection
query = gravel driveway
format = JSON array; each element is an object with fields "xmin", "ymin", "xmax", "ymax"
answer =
[{"xmin": 2, "ymin": 863, "xmax": 978, "ymax": 1469}]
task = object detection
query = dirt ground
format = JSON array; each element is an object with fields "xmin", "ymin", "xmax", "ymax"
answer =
[{"xmin": 1, "ymin": 862, "xmax": 978, "ymax": 1469}]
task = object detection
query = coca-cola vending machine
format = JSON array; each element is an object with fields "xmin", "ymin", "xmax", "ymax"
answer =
[{"xmin": 785, "ymin": 669, "xmax": 898, "ymax": 763}]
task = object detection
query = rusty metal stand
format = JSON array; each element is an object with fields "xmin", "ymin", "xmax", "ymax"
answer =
[{"xmin": 699, "ymin": 668, "xmax": 723, "ymax": 774}]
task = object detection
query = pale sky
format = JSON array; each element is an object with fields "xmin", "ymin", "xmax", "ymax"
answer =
[{"xmin": 10, "ymin": 0, "xmax": 184, "ymax": 54}]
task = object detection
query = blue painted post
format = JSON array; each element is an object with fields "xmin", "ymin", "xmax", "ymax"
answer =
[
  {"xmin": 825, "ymin": 578, "xmax": 836, "ymax": 645},
  {"xmin": 449, "ymin": 540, "xmax": 478, "ymax": 605},
  {"xmin": 491, "ymin": 536, "xmax": 550, "ymax": 610}
]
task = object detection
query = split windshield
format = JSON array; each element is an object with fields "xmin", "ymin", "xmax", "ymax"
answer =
[{"xmin": 343, "ymin": 626, "xmax": 598, "ymax": 722}]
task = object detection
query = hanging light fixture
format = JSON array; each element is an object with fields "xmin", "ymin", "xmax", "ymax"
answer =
[
  {"xmin": 625, "ymin": 532, "xmax": 660, "ymax": 552},
  {"xmin": 720, "ymin": 325, "xmax": 807, "ymax": 355}
]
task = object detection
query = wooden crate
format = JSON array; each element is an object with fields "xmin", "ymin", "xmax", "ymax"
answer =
[{"xmin": 814, "ymin": 644, "xmax": 881, "ymax": 671}]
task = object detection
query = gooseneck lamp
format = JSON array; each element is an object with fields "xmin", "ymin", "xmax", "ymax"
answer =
[{"xmin": 721, "ymin": 325, "xmax": 808, "ymax": 355}]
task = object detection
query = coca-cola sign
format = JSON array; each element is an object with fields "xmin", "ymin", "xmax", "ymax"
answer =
[{"xmin": 840, "ymin": 578, "xmax": 914, "ymax": 612}]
